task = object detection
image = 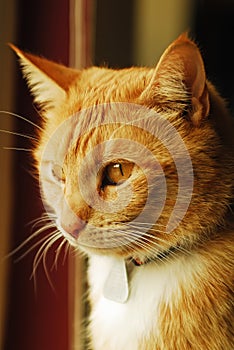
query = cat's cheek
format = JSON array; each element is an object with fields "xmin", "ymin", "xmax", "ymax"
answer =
[{"xmin": 40, "ymin": 177, "xmax": 65, "ymax": 212}]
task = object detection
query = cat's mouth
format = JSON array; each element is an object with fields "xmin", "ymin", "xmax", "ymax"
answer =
[
  {"xmin": 56, "ymin": 218, "xmax": 135, "ymax": 251},
  {"xmin": 56, "ymin": 216, "xmax": 183, "ymax": 267}
]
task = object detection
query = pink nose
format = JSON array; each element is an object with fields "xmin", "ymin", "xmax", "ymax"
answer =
[
  {"xmin": 60, "ymin": 216, "xmax": 86, "ymax": 238},
  {"xmin": 60, "ymin": 198, "xmax": 88, "ymax": 238}
]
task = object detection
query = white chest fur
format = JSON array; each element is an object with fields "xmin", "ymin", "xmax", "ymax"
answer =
[{"xmin": 87, "ymin": 254, "xmax": 198, "ymax": 350}]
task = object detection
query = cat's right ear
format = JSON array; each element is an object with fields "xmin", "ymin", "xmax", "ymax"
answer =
[{"xmin": 9, "ymin": 44, "xmax": 80, "ymax": 109}]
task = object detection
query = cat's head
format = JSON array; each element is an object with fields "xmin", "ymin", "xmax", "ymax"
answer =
[{"xmin": 12, "ymin": 34, "xmax": 234, "ymax": 262}]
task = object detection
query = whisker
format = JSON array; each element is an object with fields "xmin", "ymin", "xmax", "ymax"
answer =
[
  {"xmin": 13, "ymin": 232, "xmax": 56, "ymax": 263},
  {"xmin": 117, "ymin": 229, "xmax": 160, "ymax": 253},
  {"xmin": 4, "ymin": 210, "xmax": 69, "ymax": 292},
  {"xmin": 42, "ymin": 234, "xmax": 63, "ymax": 292},
  {"xmin": 6, "ymin": 225, "xmax": 52, "ymax": 259},
  {"xmin": 30, "ymin": 217, "xmax": 55, "ymax": 232},
  {"xmin": 62, "ymin": 241, "xmax": 71, "ymax": 265},
  {"xmin": 5, "ymin": 215, "xmax": 57, "ymax": 266},
  {"xmin": 27, "ymin": 213, "xmax": 56, "ymax": 227},
  {"xmin": 101, "ymin": 229, "xmax": 144, "ymax": 251},
  {"xmin": 32, "ymin": 231, "xmax": 60, "ymax": 276},
  {"xmin": 0, "ymin": 110, "xmax": 44, "ymax": 133},
  {"xmin": 124, "ymin": 222, "xmax": 167, "ymax": 233},
  {"xmin": 31, "ymin": 231, "xmax": 62, "ymax": 292},
  {"xmin": 2, "ymin": 147, "xmax": 33, "ymax": 152},
  {"xmin": 110, "ymin": 226, "xmax": 191, "ymax": 263},
  {"xmin": 125, "ymin": 221, "xmax": 166, "ymax": 228},
  {"xmin": 0, "ymin": 128, "xmax": 37, "ymax": 140},
  {"xmin": 53, "ymin": 236, "xmax": 67, "ymax": 269}
]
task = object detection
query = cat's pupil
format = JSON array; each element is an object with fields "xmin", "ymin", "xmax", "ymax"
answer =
[
  {"xmin": 103, "ymin": 162, "xmax": 134, "ymax": 186},
  {"xmin": 116, "ymin": 163, "xmax": 124, "ymax": 176}
]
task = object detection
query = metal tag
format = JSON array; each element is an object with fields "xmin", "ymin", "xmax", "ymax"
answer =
[{"xmin": 103, "ymin": 258, "xmax": 129, "ymax": 303}]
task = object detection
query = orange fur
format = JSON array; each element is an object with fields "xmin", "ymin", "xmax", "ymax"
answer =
[{"xmin": 12, "ymin": 33, "xmax": 234, "ymax": 349}]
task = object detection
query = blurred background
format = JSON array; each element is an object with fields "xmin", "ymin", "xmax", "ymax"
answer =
[{"xmin": 1, "ymin": 0, "xmax": 234, "ymax": 349}]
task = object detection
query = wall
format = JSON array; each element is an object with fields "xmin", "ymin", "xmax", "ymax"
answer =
[
  {"xmin": 0, "ymin": 1, "xmax": 16, "ymax": 348},
  {"xmin": 133, "ymin": 0, "xmax": 193, "ymax": 66}
]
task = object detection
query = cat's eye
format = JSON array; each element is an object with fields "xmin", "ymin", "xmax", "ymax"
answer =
[
  {"xmin": 103, "ymin": 161, "xmax": 134, "ymax": 186},
  {"xmin": 51, "ymin": 163, "xmax": 65, "ymax": 183}
]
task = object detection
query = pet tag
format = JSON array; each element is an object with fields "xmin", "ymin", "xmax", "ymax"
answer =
[{"xmin": 103, "ymin": 258, "xmax": 129, "ymax": 303}]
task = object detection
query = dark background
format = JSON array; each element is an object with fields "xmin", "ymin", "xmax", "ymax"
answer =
[
  {"xmin": 3, "ymin": 2, "xmax": 70, "ymax": 350},
  {"xmin": 3, "ymin": 0, "xmax": 234, "ymax": 349},
  {"xmin": 193, "ymin": 0, "xmax": 234, "ymax": 114}
]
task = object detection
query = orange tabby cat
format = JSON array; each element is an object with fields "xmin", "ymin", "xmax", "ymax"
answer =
[{"xmin": 12, "ymin": 34, "xmax": 234, "ymax": 349}]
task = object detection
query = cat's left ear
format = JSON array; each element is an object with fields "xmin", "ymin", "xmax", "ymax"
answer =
[
  {"xmin": 142, "ymin": 33, "xmax": 210, "ymax": 126},
  {"xmin": 10, "ymin": 44, "xmax": 80, "ymax": 109}
]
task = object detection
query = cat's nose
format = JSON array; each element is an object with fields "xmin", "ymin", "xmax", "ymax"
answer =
[
  {"xmin": 60, "ymin": 196, "xmax": 89, "ymax": 238},
  {"xmin": 60, "ymin": 217, "xmax": 86, "ymax": 238}
]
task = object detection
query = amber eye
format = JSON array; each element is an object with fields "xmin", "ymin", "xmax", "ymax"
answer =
[{"xmin": 103, "ymin": 161, "xmax": 134, "ymax": 186}]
